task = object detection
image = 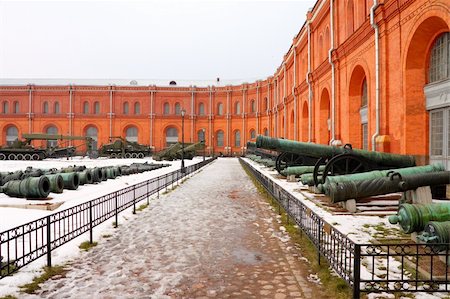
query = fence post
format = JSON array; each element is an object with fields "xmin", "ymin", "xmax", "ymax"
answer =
[
  {"xmin": 133, "ymin": 185, "xmax": 136, "ymax": 215},
  {"xmin": 286, "ymin": 197, "xmax": 290, "ymax": 225},
  {"xmin": 89, "ymin": 201, "xmax": 93, "ymax": 244},
  {"xmin": 46, "ymin": 215, "xmax": 52, "ymax": 267},
  {"xmin": 353, "ymin": 244, "xmax": 361, "ymax": 299},
  {"xmin": 146, "ymin": 181, "xmax": 149, "ymax": 205},
  {"xmin": 157, "ymin": 178, "xmax": 160, "ymax": 198},
  {"xmin": 318, "ymin": 222, "xmax": 321, "ymax": 265},
  {"xmin": 115, "ymin": 192, "xmax": 118, "ymax": 228}
]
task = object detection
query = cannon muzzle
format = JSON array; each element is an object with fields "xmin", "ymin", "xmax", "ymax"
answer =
[{"xmin": 0, "ymin": 176, "xmax": 51, "ymax": 199}]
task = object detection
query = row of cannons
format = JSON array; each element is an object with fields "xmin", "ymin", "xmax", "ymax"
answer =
[
  {"xmin": 0, "ymin": 163, "xmax": 170, "ymax": 199},
  {"xmin": 247, "ymin": 135, "xmax": 450, "ymax": 250}
]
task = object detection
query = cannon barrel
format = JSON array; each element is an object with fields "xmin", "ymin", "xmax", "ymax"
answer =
[
  {"xmin": 91, "ymin": 167, "xmax": 103, "ymax": 183},
  {"xmin": 0, "ymin": 171, "xmax": 24, "ymax": 185},
  {"xmin": 43, "ymin": 174, "xmax": 64, "ymax": 193},
  {"xmin": 59, "ymin": 172, "xmax": 80, "ymax": 190},
  {"xmin": 398, "ymin": 171, "xmax": 450, "ymax": 191},
  {"xmin": 417, "ymin": 221, "xmax": 450, "ymax": 252},
  {"xmin": 78, "ymin": 170, "xmax": 93, "ymax": 185},
  {"xmin": 388, "ymin": 203, "xmax": 450, "ymax": 233},
  {"xmin": 256, "ymin": 135, "xmax": 415, "ymax": 168},
  {"xmin": 282, "ymin": 165, "xmax": 325, "ymax": 177},
  {"xmin": 0, "ymin": 176, "xmax": 51, "ymax": 199}
]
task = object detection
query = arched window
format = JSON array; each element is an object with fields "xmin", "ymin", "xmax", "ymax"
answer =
[
  {"xmin": 134, "ymin": 102, "xmax": 140, "ymax": 115},
  {"xmin": 250, "ymin": 129, "xmax": 256, "ymax": 139},
  {"xmin": 429, "ymin": 32, "xmax": 450, "ymax": 83},
  {"xmin": 361, "ymin": 79, "xmax": 368, "ymax": 107},
  {"xmin": 86, "ymin": 126, "xmax": 98, "ymax": 150},
  {"xmin": 319, "ymin": 35, "xmax": 324, "ymax": 62},
  {"xmin": 46, "ymin": 126, "xmax": 58, "ymax": 148},
  {"xmin": 123, "ymin": 102, "xmax": 129, "ymax": 115},
  {"xmin": 217, "ymin": 103, "xmax": 224, "ymax": 115},
  {"xmin": 2, "ymin": 101, "xmax": 8, "ymax": 114},
  {"xmin": 43, "ymin": 101, "xmax": 49, "ymax": 114},
  {"xmin": 54, "ymin": 102, "xmax": 60, "ymax": 114},
  {"xmin": 234, "ymin": 130, "xmax": 241, "ymax": 147},
  {"xmin": 94, "ymin": 101, "xmax": 100, "ymax": 114},
  {"xmin": 6, "ymin": 125, "xmax": 18, "ymax": 145},
  {"xmin": 13, "ymin": 101, "xmax": 19, "ymax": 114},
  {"xmin": 264, "ymin": 97, "xmax": 268, "ymax": 112},
  {"xmin": 163, "ymin": 102, "xmax": 170, "ymax": 115},
  {"xmin": 235, "ymin": 102, "xmax": 241, "ymax": 115},
  {"xmin": 198, "ymin": 103, "xmax": 205, "ymax": 115},
  {"xmin": 125, "ymin": 126, "xmax": 138, "ymax": 142},
  {"xmin": 216, "ymin": 130, "xmax": 224, "ymax": 146},
  {"xmin": 175, "ymin": 103, "xmax": 181, "ymax": 115},
  {"xmin": 83, "ymin": 101, "xmax": 89, "ymax": 114},
  {"xmin": 250, "ymin": 100, "xmax": 256, "ymax": 113},
  {"xmin": 197, "ymin": 129, "xmax": 205, "ymax": 142},
  {"xmin": 264, "ymin": 128, "xmax": 268, "ymax": 136},
  {"xmin": 346, "ymin": 0, "xmax": 355, "ymax": 37},
  {"xmin": 166, "ymin": 127, "xmax": 178, "ymax": 146}
]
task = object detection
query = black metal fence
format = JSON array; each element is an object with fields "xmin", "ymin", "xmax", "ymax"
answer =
[
  {"xmin": 0, "ymin": 158, "xmax": 216, "ymax": 279},
  {"xmin": 240, "ymin": 158, "xmax": 449, "ymax": 298}
]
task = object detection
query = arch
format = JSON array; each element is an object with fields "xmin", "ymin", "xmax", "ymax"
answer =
[
  {"xmin": 217, "ymin": 102, "xmax": 224, "ymax": 115},
  {"xmin": 216, "ymin": 130, "xmax": 224, "ymax": 146},
  {"xmin": 134, "ymin": 102, "xmax": 141, "ymax": 115},
  {"xmin": 13, "ymin": 101, "xmax": 19, "ymax": 114},
  {"xmin": 123, "ymin": 102, "xmax": 129, "ymax": 115},
  {"xmin": 165, "ymin": 127, "xmax": 178, "ymax": 146},
  {"xmin": 301, "ymin": 101, "xmax": 309, "ymax": 142},
  {"xmin": 125, "ymin": 126, "xmax": 138, "ymax": 142},
  {"xmin": 163, "ymin": 102, "xmax": 170, "ymax": 115},
  {"xmin": 348, "ymin": 65, "xmax": 368, "ymax": 149},
  {"xmin": 94, "ymin": 101, "xmax": 100, "ymax": 114},
  {"xmin": 54, "ymin": 102, "xmax": 60, "ymax": 114},
  {"xmin": 85, "ymin": 125, "xmax": 99, "ymax": 150},
  {"xmin": 43, "ymin": 101, "xmax": 49, "ymax": 114},
  {"xmin": 5, "ymin": 125, "xmax": 18, "ymax": 145},
  {"xmin": 234, "ymin": 101, "xmax": 241, "ymax": 115},
  {"xmin": 234, "ymin": 130, "xmax": 241, "ymax": 147},
  {"xmin": 46, "ymin": 126, "xmax": 58, "ymax": 148},
  {"xmin": 175, "ymin": 102, "xmax": 181, "ymax": 115},
  {"xmin": 83, "ymin": 101, "xmax": 89, "ymax": 114},
  {"xmin": 319, "ymin": 88, "xmax": 331, "ymax": 144},
  {"xmin": 249, "ymin": 129, "xmax": 256, "ymax": 140},
  {"xmin": 346, "ymin": 0, "xmax": 354, "ymax": 38},
  {"xmin": 198, "ymin": 102, "xmax": 205, "ymax": 115},
  {"xmin": 263, "ymin": 128, "xmax": 268, "ymax": 137},
  {"xmin": 197, "ymin": 129, "xmax": 205, "ymax": 142},
  {"xmin": 404, "ymin": 15, "xmax": 449, "ymax": 155}
]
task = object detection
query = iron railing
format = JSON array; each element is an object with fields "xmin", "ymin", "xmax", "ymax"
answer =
[
  {"xmin": 0, "ymin": 158, "xmax": 216, "ymax": 278},
  {"xmin": 240, "ymin": 158, "xmax": 449, "ymax": 298}
]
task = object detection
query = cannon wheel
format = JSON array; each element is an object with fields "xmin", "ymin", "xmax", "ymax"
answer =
[
  {"xmin": 275, "ymin": 152, "xmax": 308, "ymax": 175},
  {"xmin": 313, "ymin": 157, "xmax": 328, "ymax": 186},
  {"xmin": 320, "ymin": 153, "xmax": 370, "ymax": 183}
]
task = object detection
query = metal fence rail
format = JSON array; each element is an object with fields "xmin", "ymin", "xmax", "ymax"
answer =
[
  {"xmin": 240, "ymin": 158, "xmax": 449, "ymax": 298},
  {"xmin": 0, "ymin": 158, "xmax": 216, "ymax": 278}
]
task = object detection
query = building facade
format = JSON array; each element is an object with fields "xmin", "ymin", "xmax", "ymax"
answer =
[{"xmin": 0, "ymin": 0, "xmax": 449, "ymax": 167}]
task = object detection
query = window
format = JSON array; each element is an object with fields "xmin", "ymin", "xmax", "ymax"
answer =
[
  {"xmin": 54, "ymin": 102, "xmax": 60, "ymax": 114},
  {"xmin": 361, "ymin": 79, "xmax": 368, "ymax": 107},
  {"xmin": 362, "ymin": 123, "xmax": 369, "ymax": 150},
  {"xmin": 217, "ymin": 103, "xmax": 223, "ymax": 115},
  {"xmin": 6, "ymin": 126, "xmax": 18, "ymax": 146},
  {"xmin": 430, "ymin": 110, "xmax": 444, "ymax": 156},
  {"xmin": 175, "ymin": 103, "xmax": 181, "ymax": 115},
  {"xmin": 43, "ymin": 102, "xmax": 49, "ymax": 114},
  {"xmin": 347, "ymin": 0, "xmax": 354, "ymax": 37},
  {"xmin": 123, "ymin": 102, "xmax": 129, "ymax": 115},
  {"xmin": 83, "ymin": 101, "xmax": 89, "ymax": 114},
  {"xmin": 94, "ymin": 102, "xmax": 100, "ymax": 114},
  {"xmin": 134, "ymin": 102, "xmax": 140, "ymax": 115},
  {"xmin": 125, "ymin": 126, "xmax": 138, "ymax": 142},
  {"xmin": 198, "ymin": 103, "xmax": 205, "ymax": 115},
  {"xmin": 217, "ymin": 130, "xmax": 224, "ymax": 146},
  {"xmin": 46, "ymin": 126, "xmax": 58, "ymax": 148},
  {"xmin": 251, "ymin": 100, "xmax": 256, "ymax": 113},
  {"xmin": 235, "ymin": 102, "xmax": 241, "ymax": 115},
  {"xmin": 197, "ymin": 129, "xmax": 205, "ymax": 142},
  {"xmin": 2, "ymin": 101, "xmax": 8, "ymax": 114},
  {"xmin": 166, "ymin": 127, "xmax": 178, "ymax": 145},
  {"xmin": 264, "ymin": 128, "xmax": 268, "ymax": 136},
  {"xmin": 429, "ymin": 32, "xmax": 450, "ymax": 83},
  {"xmin": 234, "ymin": 130, "xmax": 241, "ymax": 147},
  {"xmin": 13, "ymin": 101, "xmax": 19, "ymax": 114},
  {"xmin": 250, "ymin": 129, "xmax": 256, "ymax": 139},
  {"xmin": 264, "ymin": 97, "xmax": 268, "ymax": 112},
  {"xmin": 86, "ymin": 126, "xmax": 98, "ymax": 150},
  {"xmin": 163, "ymin": 102, "xmax": 170, "ymax": 115}
]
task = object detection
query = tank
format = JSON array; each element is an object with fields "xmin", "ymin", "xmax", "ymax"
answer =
[
  {"xmin": 98, "ymin": 137, "xmax": 152, "ymax": 159},
  {"xmin": 0, "ymin": 139, "xmax": 47, "ymax": 161},
  {"xmin": 388, "ymin": 203, "xmax": 450, "ymax": 233},
  {"xmin": 0, "ymin": 176, "xmax": 51, "ymax": 199}
]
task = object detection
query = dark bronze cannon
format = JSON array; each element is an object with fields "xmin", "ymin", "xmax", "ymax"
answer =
[
  {"xmin": 59, "ymin": 172, "xmax": 80, "ymax": 190},
  {"xmin": 0, "ymin": 176, "xmax": 51, "ymax": 199},
  {"xmin": 43, "ymin": 174, "xmax": 64, "ymax": 193}
]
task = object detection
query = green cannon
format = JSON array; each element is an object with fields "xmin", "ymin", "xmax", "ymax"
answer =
[
  {"xmin": 59, "ymin": 165, "xmax": 87, "ymax": 173},
  {"xmin": 417, "ymin": 221, "xmax": 450, "ymax": 251},
  {"xmin": 100, "ymin": 168, "xmax": 108, "ymax": 181},
  {"xmin": 152, "ymin": 143, "xmax": 183, "ymax": 161},
  {"xmin": 256, "ymin": 135, "xmax": 416, "ymax": 181},
  {"xmin": 0, "ymin": 171, "xmax": 24, "ymax": 185},
  {"xmin": 78, "ymin": 170, "xmax": 93, "ymax": 185},
  {"xmin": 98, "ymin": 136, "xmax": 152, "ymax": 158},
  {"xmin": 327, "ymin": 170, "xmax": 450, "ymax": 203},
  {"xmin": 43, "ymin": 174, "xmax": 64, "ymax": 193},
  {"xmin": 0, "ymin": 176, "xmax": 51, "ymax": 199},
  {"xmin": 59, "ymin": 172, "xmax": 80, "ymax": 190},
  {"xmin": 91, "ymin": 167, "xmax": 103, "ymax": 183},
  {"xmin": 282, "ymin": 165, "xmax": 326, "ymax": 177},
  {"xmin": 104, "ymin": 167, "xmax": 117, "ymax": 179},
  {"xmin": 174, "ymin": 141, "xmax": 205, "ymax": 160},
  {"xmin": 388, "ymin": 202, "xmax": 450, "ymax": 233}
]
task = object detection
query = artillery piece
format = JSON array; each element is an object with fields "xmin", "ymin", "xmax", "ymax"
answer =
[
  {"xmin": 98, "ymin": 137, "xmax": 152, "ymax": 159},
  {"xmin": 0, "ymin": 139, "xmax": 47, "ymax": 161},
  {"xmin": 175, "ymin": 141, "xmax": 205, "ymax": 160},
  {"xmin": 256, "ymin": 135, "xmax": 416, "ymax": 185},
  {"xmin": 152, "ymin": 143, "xmax": 183, "ymax": 161}
]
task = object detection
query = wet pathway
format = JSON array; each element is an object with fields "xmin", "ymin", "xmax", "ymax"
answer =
[{"xmin": 24, "ymin": 158, "xmax": 328, "ymax": 299}]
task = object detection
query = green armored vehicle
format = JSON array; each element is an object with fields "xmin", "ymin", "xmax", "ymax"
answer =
[
  {"xmin": 0, "ymin": 139, "xmax": 48, "ymax": 160},
  {"xmin": 98, "ymin": 137, "xmax": 152, "ymax": 159}
]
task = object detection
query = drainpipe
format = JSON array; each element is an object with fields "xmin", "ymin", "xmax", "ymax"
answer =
[
  {"xmin": 28, "ymin": 85, "xmax": 32, "ymax": 133},
  {"xmin": 274, "ymin": 79, "xmax": 277, "ymax": 137},
  {"xmin": 191, "ymin": 87, "xmax": 194, "ymax": 143},
  {"xmin": 256, "ymin": 83, "xmax": 260, "ymax": 134},
  {"xmin": 328, "ymin": 0, "xmax": 336, "ymax": 145},
  {"xmin": 227, "ymin": 90, "xmax": 230, "ymax": 153},
  {"xmin": 306, "ymin": 21, "xmax": 313, "ymax": 142},
  {"xmin": 69, "ymin": 86, "xmax": 73, "ymax": 145},
  {"xmin": 370, "ymin": 0, "xmax": 380, "ymax": 151},
  {"xmin": 283, "ymin": 63, "xmax": 287, "ymax": 138},
  {"xmin": 267, "ymin": 82, "xmax": 271, "ymax": 136},
  {"xmin": 150, "ymin": 89, "xmax": 154, "ymax": 148},
  {"xmin": 209, "ymin": 86, "xmax": 213, "ymax": 155},
  {"xmin": 109, "ymin": 86, "xmax": 113, "ymax": 139},
  {"xmin": 293, "ymin": 46, "xmax": 297, "ymax": 140},
  {"xmin": 242, "ymin": 86, "xmax": 246, "ymax": 147}
]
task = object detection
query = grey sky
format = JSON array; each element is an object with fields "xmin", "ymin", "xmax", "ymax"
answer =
[{"xmin": 0, "ymin": 0, "xmax": 315, "ymax": 84}]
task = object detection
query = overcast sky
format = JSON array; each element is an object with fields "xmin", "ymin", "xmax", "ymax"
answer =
[{"xmin": 0, "ymin": 0, "xmax": 315, "ymax": 84}]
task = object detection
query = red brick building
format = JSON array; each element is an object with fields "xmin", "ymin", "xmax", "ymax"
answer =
[{"xmin": 0, "ymin": 0, "xmax": 449, "ymax": 168}]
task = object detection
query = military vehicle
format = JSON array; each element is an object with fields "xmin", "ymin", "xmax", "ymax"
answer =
[{"xmin": 98, "ymin": 137, "xmax": 152, "ymax": 158}]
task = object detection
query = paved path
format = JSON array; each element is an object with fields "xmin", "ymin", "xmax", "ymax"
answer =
[{"xmin": 24, "ymin": 158, "xmax": 328, "ymax": 299}]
